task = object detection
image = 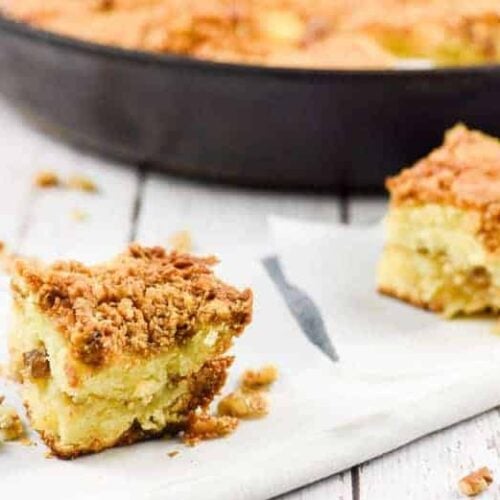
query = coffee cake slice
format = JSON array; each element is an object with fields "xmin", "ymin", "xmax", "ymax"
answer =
[
  {"xmin": 9, "ymin": 244, "xmax": 252, "ymax": 458},
  {"xmin": 378, "ymin": 124, "xmax": 500, "ymax": 317}
]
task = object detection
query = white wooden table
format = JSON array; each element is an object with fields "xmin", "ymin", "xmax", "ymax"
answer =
[{"xmin": 1, "ymin": 100, "xmax": 498, "ymax": 500}]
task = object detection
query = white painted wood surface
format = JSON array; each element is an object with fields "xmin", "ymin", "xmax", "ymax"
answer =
[{"xmin": 1, "ymin": 99, "xmax": 498, "ymax": 499}]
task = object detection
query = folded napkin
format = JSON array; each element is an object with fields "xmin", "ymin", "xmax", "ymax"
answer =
[{"xmin": 2, "ymin": 217, "xmax": 500, "ymax": 500}]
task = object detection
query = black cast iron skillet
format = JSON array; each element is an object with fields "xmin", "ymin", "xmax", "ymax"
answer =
[{"xmin": 1, "ymin": 15, "xmax": 500, "ymax": 191}]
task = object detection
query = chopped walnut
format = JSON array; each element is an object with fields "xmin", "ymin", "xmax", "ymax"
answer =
[
  {"xmin": 182, "ymin": 411, "xmax": 238, "ymax": 446},
  {"xmin": 67, "ymin": 174, "xmax": 98, "ymax": 193},
  {"xmin": 459, "ymin": 467, "xmax": 493, "ymax": 496},
  {"xmin": 168, "ymin": 230, "xmax": 193, "ymax": 253},
  {"xmin": 217, "ymin": 389, "xmax": 268, "ymax": 419},
  {"xmin": 23, "ymin": 348, "xmax": 50, "ymax": 379},
  {"xmin": 34, "ymin": 170, "xmax": 60, "ymax": 188},
  {"xmin": 240, "ymin": 364, "xmax": 278, "ymax": 391},
  {"xmin": 0, "ymin": 405, "xmax": 24, "ymax": 441}
]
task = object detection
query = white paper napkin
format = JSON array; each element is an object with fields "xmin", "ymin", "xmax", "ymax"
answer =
[{"xmin": 2, "ymin": 217, "xmax": 500, "ymax": 500}]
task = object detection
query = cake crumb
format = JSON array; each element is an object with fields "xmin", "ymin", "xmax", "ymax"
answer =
[
  {"xmin": 70, "ymin": 209, "xmax": 88, "ymax": 222},
  {"xmin": 34, "ymin": 170, "xmax": 60, "ymax": 188},
  {"xmin": 167, "ymin": 450, "xmax": 180, "ymax": 458},
  {"xmin": 44, "ymin": 451, "xmax": 54, "ymax": 459},
  {"xmin": 240, "ymin": 364, "xmax": 278, "ymax": 391},
  {"xmin": 168, "ymin": 230, "xmax": 193, "ymax": 253},
  {"xmin": 0, "ymin": 405, "xmax": 24, "ymax": 441},
  {"xmin": 459, "ymin": 467, "xmax": 493, "ymax": 496},
  {"xmin": 19, "ymin": 436, "xmax": 35, "ymax": 447},
  {"xmin": 67, "ymin": 174, "xmax": 98, "ymax": 193},
  {"xmin": 217, "ymin": 389, "xmax": 268, "ymax": 419},
  {"xmin": 182, "ymin": 411, "xmax": 238, "ymax": 446}
]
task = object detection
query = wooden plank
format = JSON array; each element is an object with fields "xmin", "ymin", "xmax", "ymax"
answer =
[
  {"xmin": 275, "ymin": 472, "xmax": 353, "ymax": 500},
  {"xmin": 348, "ymin": 196, "xmax": 500, "ymax": 500},
  {"xmin": 135, "ymin": 173, "xmax": 340, "ymax": 254},
  {"xmin": 0, "ymin": 98, "xmax": 140, "ymax": 259}
]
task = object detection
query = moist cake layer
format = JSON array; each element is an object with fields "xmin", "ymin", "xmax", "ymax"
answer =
[
  {"xmin": 378, "ymin": 124, "xmax": 500, "ymax": 318},
  {"xmin": 9, "ymin": 245, "xmax": 253, "ymax": 458}
]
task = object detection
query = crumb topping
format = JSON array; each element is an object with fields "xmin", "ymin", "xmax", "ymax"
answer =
[
  {"xmin": 458, "ymin": 467, "xmax": 493, "ymax": 496},
  {"xmin": 387, "ymin": 124, "xmax": 500, "ymax": 253},
  {"xmin": 34, "ymin": 170, "xmax": 60, "ymax": 188},
  {"xmin": 12, "ymin": 244, "xmax": 253, "ymax": 367},
  {"xmin": 217, "ymin": 388, "xmax": 268, "ymax": 419},
  {"xmin": 240, "ymin": 364, "xmax": 278, "ymax": 391},
  {"xmin": 182, "ymin": 411, "xmax": 239, "ymax": 446}
]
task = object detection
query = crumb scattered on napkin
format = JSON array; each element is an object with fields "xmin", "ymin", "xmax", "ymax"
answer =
[
  {"xmin": 458, "ymin": 467, "xmax": 493, "ymax": 497},
  {"xmin": 240, "ymin": 364, "xmax": 278, "ymax": 391},
  {"xmin": 182, "ymin": 411, "xmax": 239, "ymax": 447},
  {"xmin": 218, "ymin": 389, "xmax": 268, "ymax": 419}
]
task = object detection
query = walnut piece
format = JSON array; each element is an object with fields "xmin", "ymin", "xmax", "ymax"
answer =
[
  {"xmin": 23, "ymin": 348, "xmax": 50, "ymax": 379},
  {"xmin": 458, "ymin": 467, "xmax": 493, "ymax": 496},
  {"xmin": 0, "ymin": 405, "xmax": 24, "ymax": 441},
  {"xmin": 182, "ymin": 411, "xmax": 238, "ymax": 446},
  {"xmin": 34, "ymin": 170, "xmax": 60, "ymax": 188},
  {"xmin": 67, "ymin": 174, "xmax": 98, "ymax": 193},
  {"xmin": 240, "ymin": 364, "xmax": 278, "ymax": 391},
  {"xmin": 217, "ymin": 389, "xmax": 268, "ymax": 419}
]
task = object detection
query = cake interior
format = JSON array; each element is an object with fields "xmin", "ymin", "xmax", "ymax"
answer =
[
  {"xmin": 377, "ymin": 203, "xmax": 500, "ymax": 317},
  {"xmin": 9, "ymin": 295, "xmax": 234, "ymax": 457}
]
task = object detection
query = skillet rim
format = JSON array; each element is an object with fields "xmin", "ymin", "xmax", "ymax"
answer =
[{"xmin": 1, "ymin": 13, "xmax": 500, "ymax": 79}]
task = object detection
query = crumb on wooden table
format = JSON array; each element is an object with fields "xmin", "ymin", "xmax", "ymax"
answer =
[
  {"xmin": 167, "ymin": 450, "xmax": 180, "ymax": 458},
  {"xmin": 67, "ymin": 174, "xmax": 98, "ymax": 193},
  {"xmin": 168, "ymin": 230, "xmax": 193, "ymax": 253},
  {"xmin": 182, "ymin": 411, "xmax": 238, "ymax": 446},
  {"xmin": 458, "ymin": 467, "xmax": 493, "ymax": 496},
  {"xmin": 217, "ymin": 389, "xmax": 269, "ymax": 419},
  {"xmin": 240, "ymin": 364, "xmax": 279, "ymax": 391},
  {"xmin": 34, "ymin": 170, "xmax": 60, "ymax": 188},
  {"xmin": 0, "ymin": 404, "xmax": 24, "ymax": 442}
]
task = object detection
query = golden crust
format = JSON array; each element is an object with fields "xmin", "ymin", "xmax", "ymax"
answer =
[
  {"xmin": 378, "ymin": 285, "xmax": 444, "ymax": 313},
  {"xmin": 12, "ymin": 244, "xmax": 253, "ymax": 367},
  {"xmin": 386, "ymin": 124, "xmax": 500, "ymax": 253},
  {"xmin": 33, "ymin": 356, "xmax": 233, "ymax": 459}
]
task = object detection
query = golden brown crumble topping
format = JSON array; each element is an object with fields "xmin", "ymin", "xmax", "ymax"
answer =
[
  {"xmin": 240, "ymin": 364, "xmax": 278, "ymax": 391},
  {"xmin": 12, "ymin": 244, "xmax": 253, "ymax": 367},
  {"xmin": 217, "ymin": 388, "xmax": 268, "ymax": 419},
  {"xmin": 458, "ymin": 467, "xmax": 493, "ymax": 496},
  {"xmin": 182, "ymin": 411, "xmax": 239, "ymax": 446},
  {"xmin": 387, "ymin": 124, "xmax": 500, "ymax": 253},
  {"xmin": 34, "ymin": 170, "xmax": 60, "ymax": 188}
]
